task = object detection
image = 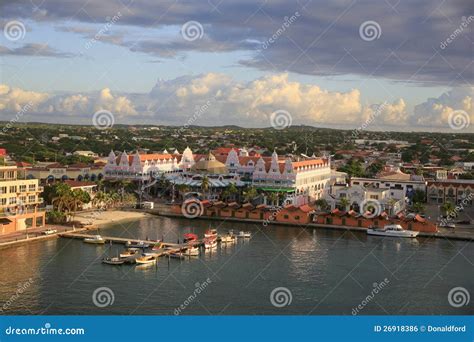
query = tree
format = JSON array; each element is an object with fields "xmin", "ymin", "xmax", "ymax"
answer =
[
  {"xmin": 267, "ymin": 192, "xmax": 279, "ymax": 206},
  {"xmin": 243, "ymin": 186, "xmax": 257, "ymax": 203},
  {"xmin": 338, "ymin": 197, "xmax": 350, "ymax": 211},
  {"xmin": 441, "ymin": 201, "xmax": 456, "ymax": 217},
  {"xmin": 412, "ymin": 189, "xmax": 426, "ymax": 204},
  {"xmin": 413, "ymin": 202, "xmax": 425, "ymax": 214},
  {"xmin": 315, "ymin": 199, "xmax": 330, "ymax": 211}
]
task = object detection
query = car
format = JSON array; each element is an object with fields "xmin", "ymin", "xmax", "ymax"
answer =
[
  {"xmin": 439, "ymin": 222, "xmax": 456, "ymax": 229},
  {"xmin": 42, "ymin": 229, "xmax": 58, "ymax": 235}
]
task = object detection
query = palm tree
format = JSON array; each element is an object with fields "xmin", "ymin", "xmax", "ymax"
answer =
[
  {"xmin": 267, "ymin": 192, "xmax": 279, "ymax": 206},
  {"xmin": 315, "ymin": 199, "xmax": 330, "ymax": 212},
  {"xmin": 201, "ymin": 176, "xmax": 210, "ymax": 198},
  {"xmin": 92, "ymin": 191, "xmax": 106, "ymax": 209},
  {"xmin": 339, "ymin": 197, "xmax": 350, "ymax": 211},
  {"xmin": 441, "ymin": 201, "xmax": 456, "ymax": 217},
  {"xmin": 243, "ymin": 186, "xmax": 257, "ymax": 203}
]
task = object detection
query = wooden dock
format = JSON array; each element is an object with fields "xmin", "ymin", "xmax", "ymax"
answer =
[{"xmin": 58, "ymin": 232, "xmax": 205, "ymax": 261}]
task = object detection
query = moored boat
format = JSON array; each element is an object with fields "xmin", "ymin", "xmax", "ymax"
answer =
[
  {"xmin": 220, "ymin": 234, "xmax": 234, "ymax": 243},
  {"xmin": 135, "ymin": 255, "xmax": 157, "ymax": 265},
  {"xmin": 204, "ymin": 229, "xmax": 217, "ymax": 238},
  {"xmin": 126, "ymin": 240, "xmax": 150, "ymax": 248},
  {"xmin": 102, "ymin": 257, "xmax": 124, "ymax": 265},
  {"xmin": 237, "ymin": 231, "xmax": 251, "ymax": 238},
  {"xmin": 184, "ymin": 233, "xmax": 198, "ymax": 242},
  {"xmin": 204, "ymin": 237, "xmax": 218, "ymax": 249},
  {"xmin": 367, "ymin": 224, "xmax": 419, "ymax": 238},
  {"xmin": 183, "ymin": 246, "xmax": 200, "ymax": 256},
  {"xmin": 84, "ymin": 235, "xmax": 105, "ymax": 244},
  {"xmin": 120, "ymin": 249, "xmax": 139, "ymax": 258}
]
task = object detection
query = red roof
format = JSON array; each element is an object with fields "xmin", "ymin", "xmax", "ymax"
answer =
[{"xmin": 63, "ymin": 180, "xmax": 97, "ymax": 188}]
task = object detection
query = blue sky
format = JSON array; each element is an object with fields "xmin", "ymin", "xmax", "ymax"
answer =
[{"xmin": 0, "ymin": 0, "xmax": 472, "ymax": 131}]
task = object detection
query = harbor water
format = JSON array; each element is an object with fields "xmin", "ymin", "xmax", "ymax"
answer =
[{"xmin": 0, "ymin": 216, "xmax": 472, "ymax": 315}]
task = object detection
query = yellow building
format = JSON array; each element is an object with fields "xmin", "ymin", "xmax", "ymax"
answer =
[{"xmin": 0, "ymin": 166, "xmax": 45, "ymax": 235}]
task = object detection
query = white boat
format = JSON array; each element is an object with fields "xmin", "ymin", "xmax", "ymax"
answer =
[
  {"xmin": 183, "ymin": 246, "xmax": 200, "ymax": 256},
  {"xmin": 126, "ymin": 240, "xmax": 150, "ymax": 248},
  {"xmin": 204, "ymin": 238, "xmax": 218, "ymax": 249},
  {"xmin": 204, "ymin": 229, "xmax": 217, "ymax": 238},
  {"xmin": 84, "ymin": 235, "xmax": 105, "ymax": 244},
  {"xmin": 237, "ymin": 231, "xmax": 251, "ymax": 238},
  {"xmin": 120, "ymin": 249, "xmax": 139, "ymax": 258},
  {"xmin": 135, "ymin": 255, "xmax": 157, "ymax": 265},
  {"xmin": 220, "ymin": 235, "xmax": 234, "ymax": 243},
  {"xmin": 367, "ymin": 224, "xmax": 419, "ymax": 238}
]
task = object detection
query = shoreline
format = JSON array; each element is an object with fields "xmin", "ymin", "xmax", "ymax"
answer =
[
  {"xmin": 155, "ymin": 212, "xmax": 474, "ymax": 242},
  {"xmin": 0, "ymin": 209, "xmax": 153, "ymax": 250}
]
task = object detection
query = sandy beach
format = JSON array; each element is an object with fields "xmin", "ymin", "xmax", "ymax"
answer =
[{"xmin": 74, "ymin": 209, "xmax": 154, "ymax": 228}]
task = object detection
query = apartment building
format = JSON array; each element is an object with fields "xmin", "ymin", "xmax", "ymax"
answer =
[{"xmin": 0, "ymin": 166, "xmax": 45, "ymax": 235}]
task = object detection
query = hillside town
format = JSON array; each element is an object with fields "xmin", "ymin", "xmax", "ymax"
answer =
[{"xmin": 0, "ymin": 124, "xmax": 472, "ymax": 240}]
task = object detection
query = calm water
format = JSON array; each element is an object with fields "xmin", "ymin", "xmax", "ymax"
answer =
[{"xmin": 0, "ymin": 216, "xmax": 472, "ymax": 315}]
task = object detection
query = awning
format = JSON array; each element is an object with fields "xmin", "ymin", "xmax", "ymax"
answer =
[{"xmin": 256, "ymin": 187, "xmax": 295, "ymax": 192}]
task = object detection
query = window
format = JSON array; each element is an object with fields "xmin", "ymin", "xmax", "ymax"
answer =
[
  {"xmin": 284, "ymin": 215, "xmax": 289, "ymax": 219},
  {"xmin": 29, "ymin": 195, "xmax": 36, "ymax": 203},
  {"xmin": 9, "ymin": 197, "xmax": 16, "ymax": 205},
  {"xmin": 28, "ymin": 184, "xmax": 36, "ymax": 191},
  {"xmin": 294, "ymin": 215, "xmax": 300, "ymax": 220},
  {"xmin": 20, "ymin": 185, "xmax": 26, "ymax": 192},
  {"xmin": 0, "ymin": 198, "xmax": 6, "ymax": 205},
  {"xmin": 370, "ymin": 195, "xmax": 378, "ymax": 200},
  {"xmin": 0, "ymin": 186, "xmax": 6, "ymax": 194},
  {"xmin": 9, "ymin": 186, "xmax": 17, "ymax": 193}
]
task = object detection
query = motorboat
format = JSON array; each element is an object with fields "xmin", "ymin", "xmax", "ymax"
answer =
[
  {"xmin": 183, "ymin": 246, "xmax": 200, "ymax": 256},
  {"xmin": 237, "ymin": 231, "xmax": 251, "ymax": 238},
  {"xmin": 102, "ymin": 257, "xmax": 124, "ymax": 265},
  {"xmin": 184, "ymin": 233, "xmax": 198, "ymax": 242},
  {"xmin": 169, "ymin": 252, "xmax": 185, "ymax": 259},
  {"xmin": 204, "ymin": 229, "xmax": 217, "ymax": 238},
  {"xmin": 135, "ymin": 255, "xmax": 157, "ymax": 265},
  {"xmin": 367, "ymin": 224, "xmax": 419, "ymax": 238},
  {"xmin": 220, "ymin": 234, "xmax": 234, "ymax": 243},
  {"xmin": 120, "ymin": 249, "xmax": 139, "ymax": 258},
  {"xmin": 126, "ymin": 240, "xmax": 150, "ymax": 248},
  {"xmin": 204, "ymin": 238, "xmax": 218, "ymax": 249},
  {"xmin": 84, "ymin": 235, "xmax": 105, "ymax": 244}
]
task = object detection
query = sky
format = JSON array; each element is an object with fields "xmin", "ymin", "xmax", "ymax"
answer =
[{"xmin": 0, "ymin": 0, "xmax": 472, "ymax": 132}]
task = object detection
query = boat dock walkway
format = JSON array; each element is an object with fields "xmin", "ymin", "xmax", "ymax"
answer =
[{"xmin": 58, "ymin": 232, "xmax": 204, "ymax": 258}]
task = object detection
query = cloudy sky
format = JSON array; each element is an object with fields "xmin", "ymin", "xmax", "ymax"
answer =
[{"xmin": 0, "ymin": 0, "xmax": 472, "ymax": 132}]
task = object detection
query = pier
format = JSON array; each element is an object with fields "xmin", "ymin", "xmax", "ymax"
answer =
[{"xmin": 58, "ymin": 232, "xmax": 205, "ymax": 260}]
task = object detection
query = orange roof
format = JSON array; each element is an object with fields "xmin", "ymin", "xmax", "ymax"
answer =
[{"xmin": 292, "ymin": 159, "xmax": 326, "ymax": 169}]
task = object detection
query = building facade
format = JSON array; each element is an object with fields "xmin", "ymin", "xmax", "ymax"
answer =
[
  {"xmin": 0, "ymin": 166, "xmax": 45, "ymax": 235},
  {"xmin": 427, "ymin": 180, "xmax": 473, "ymax": 206}
]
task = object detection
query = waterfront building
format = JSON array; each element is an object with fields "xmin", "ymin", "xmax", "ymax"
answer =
[
  {"xmin": 26, "ymin": 163, "xmax": 105, "ymax": 183},
  {"xmin": 327, "ymin": 184, "xmax": 405, "ymax": 216},
  {"xmin": 427, "ymin": 179, "xmax": 473, "ymax": 206},
  {"xmin": 62, "ymin": 180, "xmax": 97, "ymax": 210},
  {"xmin": 0, "ymin": 165, "xmax": 45, "ymax": 235}
]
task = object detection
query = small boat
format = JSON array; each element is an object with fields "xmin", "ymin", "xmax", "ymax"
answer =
[
  {"xmin": 126, "ymin": 240, "xmax": 150, "ymax": 248},
  {"xmin": 135, "ymin": 255, "xmax": 157, "ymax": 265},
  {"xmin": 102, "ymin": 257, "xmax": 124, "ymax": 265},
  {"xmin": 84, "ymin": 235, "xmax": 105, "ymax": 244},
  {"xmin": 184, "ymin": 233, "xmax": 198, "ymax": 242},
  {"xmin": 143, "ymin": 252, "xmax": 161, "ymax": 258},
  {"xmin": 204, "ymin": 229, "xmax": 217, "ymax": 238},
  {"xmin": 237, "ymin": 231, "xmax": 251, "ymax": 238},
  {"xmin": 183, "ymin": 246, "xmax": 200, "ymax": 256},
  {"xmin": 120, "ymin": 249, "xmax": 139, "ymax": 258},
  {"xmin": 204, "ymin": 238, "xmax": 218, "ymax": 249},
  {"xmin": 152, "ymin": 244, "xmax": 163, "ymax": 251},
  {"xmin": 169, "ymin": 252, "xmax": 185, "ymax": 259},
  {"xmin": 220, "ymin": 234, "xmax": 234, "ymax": 243},
  {"xmin": 367, "ymin": 224, "xmax": 419, "ymax": 238}
]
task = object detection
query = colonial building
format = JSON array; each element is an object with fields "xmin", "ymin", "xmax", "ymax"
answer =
[
  {"xmin": 0, "ymin": 166, "xmax": 45, "ymax": 235},
  {"xmin": 104, "ymin": 147, "xmax": 195, "ymax": 181},
  {"xmin": 427, "ymin": 180, "xmax": 473, "ymax": 206},
  {"xmin": 26, "ymin": 163, "xmax": 105, "ymax": 183}
]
